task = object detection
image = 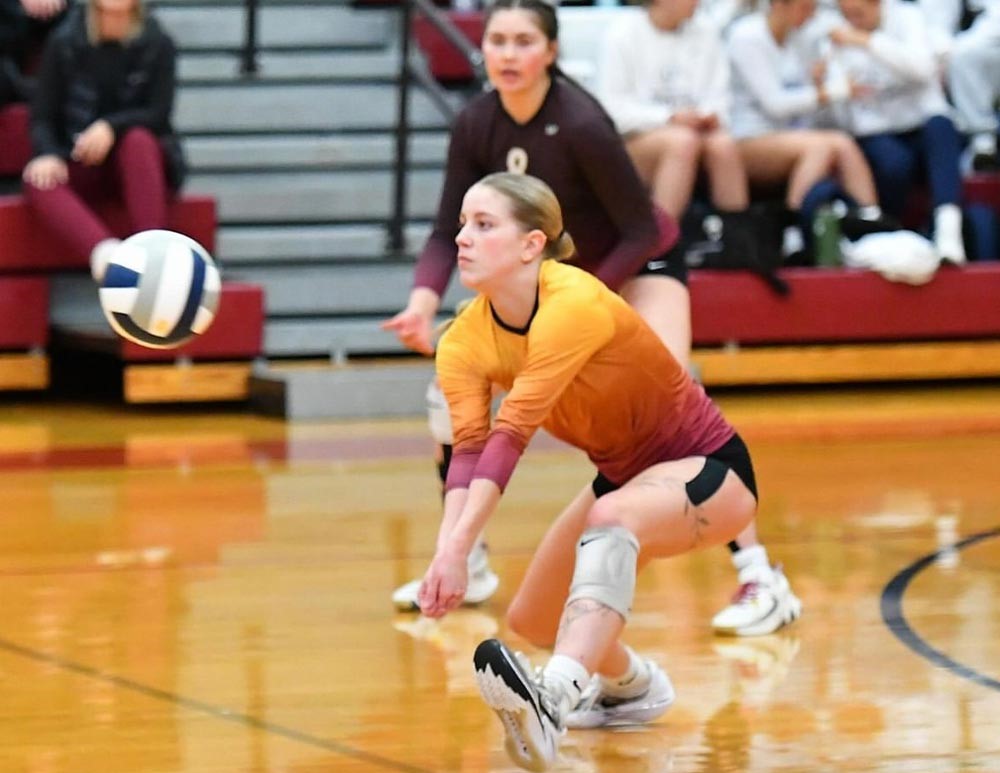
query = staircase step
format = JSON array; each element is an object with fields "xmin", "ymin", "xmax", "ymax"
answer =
[
  {"xmin": 178, "ymin": 49, "xmax": 401, "ymax": 82},
  {"xmin": 185, "ymin": 132, "xmax": 447, "ymax": 171},
  {"xmin": 228, "ymin": 263, "xmax": 471, "ymax": 316},
  {"xmin": 264, "ymin": 318, "xmax": 411, "ymax": 358},
  {"xmin": 186, "ymin": 168, "xmax": 444, "ymax": 222},
  {"xmin": 156, "ymin": 5, "xmax": 393, "ymax": 51},
  {"xmin": 217, "ymin": 222, "xmax": 432, "ymax": 264},
  {"xmin": 250, "ymin": 358, "xmax": 435, "ymax": 419},
  {"xmin": 176, "ymin": 83, "xmax": 453, "ymax": 133}
]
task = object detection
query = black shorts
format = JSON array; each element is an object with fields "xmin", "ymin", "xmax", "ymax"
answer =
[
  {"xmin": 591, "ymin": 432, "xmax": 758, "ymax": 500},
  {"xmin": 636, "ymin": 242, "xmax": 688, "ymax": 286}
]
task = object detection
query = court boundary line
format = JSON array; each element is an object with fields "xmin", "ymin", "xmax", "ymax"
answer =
[
  {"xmin": 880, "ymin": 526, "xmax": 1000, "ymax": 692},
  {"xmin": 0, "ymin": 636, "xmax": 435, "ymax": 773}
]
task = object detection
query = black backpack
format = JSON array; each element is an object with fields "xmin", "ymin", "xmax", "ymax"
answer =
[{"xmin": 681, "ymin": 203, "xmax": 790, "ymax": 295}]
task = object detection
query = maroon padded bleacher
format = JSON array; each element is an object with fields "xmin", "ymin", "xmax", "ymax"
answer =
[
  {"xmin": 0, "ymin": 194, "xmax": 217, "ymax": 272},
  {"xmin": 900, "ymin": 173, "xmax": 1000, "ymax": 232},
  {"xmin": 0, "ymin": 276, "xmax": 48, "ymax": 349},
  {"xmin": 689, "ymin": 263, "xmax": 1000, "ymax": 346},
  {"xmin": 412, "ymin": 11, "xmax": 485, "ymax": 83},
  {"xmin": 0, "ymin": 104, "xmax": 32, "ymax": 178}
]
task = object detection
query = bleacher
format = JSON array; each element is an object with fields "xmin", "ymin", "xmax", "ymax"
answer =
[{"xmin": 0, "ymin": 86, "xmax": 263, "ymax": 402}]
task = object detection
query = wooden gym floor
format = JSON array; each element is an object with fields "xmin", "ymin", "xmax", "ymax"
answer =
[{"xmin": 0, "ymin": 383, "xmax": 998, "ymax": 772}]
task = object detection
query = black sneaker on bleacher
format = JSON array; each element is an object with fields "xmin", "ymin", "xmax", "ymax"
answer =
[
  {"xmin": 839, "ymin": 211, "xmax": 902, "ymax": 242},
  {"xmin": 972, "ymin": 151, "xmax": 1000, "ymax": 174}
]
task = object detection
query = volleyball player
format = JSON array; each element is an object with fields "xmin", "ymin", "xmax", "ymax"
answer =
[
  {"xmin": 384, "ymin": 0, "xmax": 800, "ymax": 638},
  {"xmin": 418, "ymin": 172, "xmax": 762, "ymax": 769}
]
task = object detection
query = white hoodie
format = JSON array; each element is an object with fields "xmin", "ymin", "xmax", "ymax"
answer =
[
  {"xmin": 726, "ymin": 13, "xmax": 828, "ymax": 139},
  {"xmin": 823, "ymin": 0, "xmax": 950, "ymax": 136},
  {"xmin": 597, "ymin": 10, "xmax": 732, "ymax": 136}
]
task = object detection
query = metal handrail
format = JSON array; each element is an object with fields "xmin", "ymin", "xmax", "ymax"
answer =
[
  {"xmin": 241, "ymin": 0, "xmax": 260, "ymax": 76},
  {"xmin": 388, "ymin": 0, "xmax": 486, "ymax": 253}
]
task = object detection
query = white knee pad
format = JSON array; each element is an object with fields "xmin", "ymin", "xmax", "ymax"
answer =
[
  {"xmin": 425, "ymin": 379, "xmax": 454, "ymax": 445},
  {"xmin": 566, "ymin": 526, "xmax": 639, "ymax": 620}
]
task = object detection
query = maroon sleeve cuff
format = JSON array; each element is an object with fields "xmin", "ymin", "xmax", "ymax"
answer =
[
  {"xmin": 593, "ymin": 206, "xmax": 680, "ymax": 292},
  {"xmin": 652, "ymin": 205, "xmax": 681, "ymax": 255},
  {"xmin": 445, "ymin": 448, "xmax": 481, "ymax": 492},
  {"xmin": 444, "ymin": 431, "xmax": 527, "ymax": 493},
  {"xmin": 471, "ymin": 430, "xmax": 526, "ymax": 493}
]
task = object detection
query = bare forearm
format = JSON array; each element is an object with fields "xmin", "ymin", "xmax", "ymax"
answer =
[{"xmin": 437, "ymin": 478, "xmax": 501, "ymax": 559}]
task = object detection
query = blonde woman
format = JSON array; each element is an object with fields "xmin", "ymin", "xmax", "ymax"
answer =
[
  {"xmin": 386, "ymin": 0, "xmax": 800, "ymax": 639},
  {"xmin": 419, "ymin": 172, "xmax": 762, "ymax": 770}
]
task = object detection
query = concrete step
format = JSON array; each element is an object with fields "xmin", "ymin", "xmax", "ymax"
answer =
[
  {"xmin": 155, "ymin": 5, "xmax": 394, "ymax": 51},
  {"xmin": 185, "ymin": 132, "xmax": 448, "ymax": 171},
  {"xmin": 178, "ymin": 49, "xmax": 401, "ymax": 82},
  {"xmin": 185, "ymin": 168, "xmax": 444, "ymax": 223},
  {"xmin": 217, "ymin": 222, "xmax": 432, "ymax": 265},
  {"xmin": 228, "ymin": 262, "xmax": 471, "ymax": 316},
  {"xmin": 263, "ymin": 317, "xmax": 412, "ymax": 358},
  {"xmin": 175, "ymin": 83, "xmax": 453, "ymax": 133},
  {"xmin": 260, "ymin": 316, "xmax": 447, "ymax": 359},
  {"xmin": 250, "ymin": 358, "xmax": 434, "ymax": 419}
]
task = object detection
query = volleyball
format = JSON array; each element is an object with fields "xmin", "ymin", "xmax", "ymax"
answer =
[{"xmin": 98, "ymin": 229, "xmax": 222, "ymax": 349}]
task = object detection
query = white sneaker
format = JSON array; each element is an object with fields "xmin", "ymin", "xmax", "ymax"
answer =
[
  {"xmin": 711, "ymin": 565, "xmax": 802, "ymax": 637},
  {"xmin": 565, "ymin": 660, "xmax": 675, "ymax": 729},
  {"xmin": 391, "ymin": 544, "xmax": 499, "ymax": 611},
  {"xmin": 474, "ymin": 638, "xmax": 563, "ymax": 772}
]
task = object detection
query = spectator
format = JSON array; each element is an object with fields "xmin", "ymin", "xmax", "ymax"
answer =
[
  {"xmin": 921, "ymin": 0, "xmax": 1000, "ymax": 171},
  {"xmin": 21, "ymin": 0, "xmax": 184, "ymax": 281},
  {"xmin": 0, "ymin": 0, "xmax": 72, "ymax": 106},
  {"xmin": 727, "ymin": 0, "xmax": 895, "ymax": 252},
  {"xmin": 824, "ymin": 0, "xmax": 967, "ymax": 263},
  {"xmin": 597, "ymin": 0, "xmax": 756, "ymax": 249}
]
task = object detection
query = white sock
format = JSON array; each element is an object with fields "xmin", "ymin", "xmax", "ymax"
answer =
[
  {"xmin": 599, "ymin": 645, "xmax": 651, "ymax": 699},
  {"xmin": 934, "ymin": 204, "xmax": 966, "ymax": 263},
  {"xmin": 541, "ymin": 654, "xmax": 589, "ymax": 720},
  {"xmin": 972, "ymin": 133, "xmax": 997, "ymax": 156},
  {"xmin": 856, "ymin": 205, "xmax": 883, "ymax": 221},
  {"xmin": 732, "ymin": 544, "xmax": 774, "ymax": 584},
  {"xmin": 89, "ymin": 238, "xmax": 122, "ymax": 283}
]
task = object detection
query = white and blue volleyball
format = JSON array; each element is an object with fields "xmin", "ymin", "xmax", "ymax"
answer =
[{"xmin": 98, "ymin": 230, "xmax": 221, "ymax": 349}]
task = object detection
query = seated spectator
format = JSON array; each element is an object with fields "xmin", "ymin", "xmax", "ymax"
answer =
[
  {"xmin": 1, "ymin": 0, "xmax": 72, "ymax": 106},
  {"xmin": 597, "ymin": 0, "xmax": 755, "ymax": 245},
  {"xmin": 21, "ymin": 0, "xmax": 184, "ymax": 281},
  {"xmin": 824, "ymin": 0, "xmax": 967, "ymax": 263},
  {"xmin": 924, "ymin": 0, "xmax": 1000, "ymax": 171},
  {"xmin": 727, "ymin": 0, "xmax": 894, "ymax": 254}
]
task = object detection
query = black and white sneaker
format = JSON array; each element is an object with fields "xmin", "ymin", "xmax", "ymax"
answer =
[
  {"xmin": 473, "ymin": 639, "xmax": 562, "ymax": 772},
  {"xmin": 565, "ymin": 660, "xmax": 675, "ymax": 729}
]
